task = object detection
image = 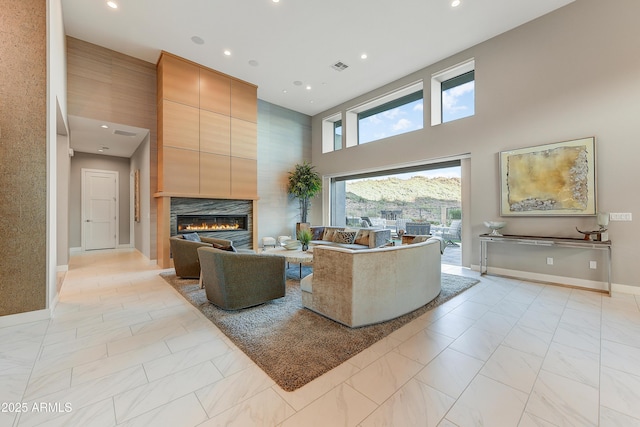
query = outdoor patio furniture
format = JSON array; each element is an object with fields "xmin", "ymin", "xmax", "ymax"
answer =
[{"xmin": 441, "ymin": 219, "xmax": 462, "ymax": 246}]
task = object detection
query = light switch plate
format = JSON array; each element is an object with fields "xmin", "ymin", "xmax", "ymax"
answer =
[{"xmin": 610, "ymin": 213, "xmax": 632, "ymax": 221}]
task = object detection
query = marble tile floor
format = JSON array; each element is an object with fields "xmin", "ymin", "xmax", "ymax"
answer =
[{"xmin": 2, "ymin": 248, "xmax": 640, "ymax": 426}]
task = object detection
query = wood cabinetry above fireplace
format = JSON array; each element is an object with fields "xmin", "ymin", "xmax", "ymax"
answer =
[{"xmin": 156, "ymin": 52, "xmax": 257, "ymax": 199}]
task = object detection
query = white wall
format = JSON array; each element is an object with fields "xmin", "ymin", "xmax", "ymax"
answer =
[
  {"xmin": 311, "ymin": 0, "xmax": 640, "ymax": 290},
  {"xmin": 47, "ymin": 0, "xmax": 68, "ymax": 310}
]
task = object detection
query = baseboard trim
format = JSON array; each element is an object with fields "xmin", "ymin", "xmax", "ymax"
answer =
[
  {"xmin": 56, "ymin": 265, "xmax": 68, "ymax": 272},
  {"xmin": 611, "ymin": 283, "xmax": 640, "ymax": 295},
  {"xmin": 118, "ymin": 243, "xmax": 133, "ymax": 249},
  {"xmin": 470, "ymin": 264, "xmax": 611, "ymax": 293},
  {"xmin": 70, "ymin": 247, "xmax": 81, "ymax": 253},
  {"xmin": 0, "ymin": 309, "xmax": 50, "ymax": 328}
]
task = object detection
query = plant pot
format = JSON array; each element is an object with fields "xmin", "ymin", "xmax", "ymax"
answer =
[
  {"xmin": 296, "ymin": 222, "xmax": 310, "ymax": 235},
  {"xmin": 301, "ymin": 243, "xmax": 309, "ymax": 252}
]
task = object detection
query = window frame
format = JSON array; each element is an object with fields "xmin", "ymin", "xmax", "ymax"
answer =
[
  {"xmin": 431, "ymin": 58, "xmax": 475, "ymax": 126},
  {"xmin": 347, "ymin": 81, "xmax": 424, "ymax": 146},
  {"xmin": 333, "ymin": 119, "xmax": 343, "ymax": 151},
  {"xmin": 321, "ymin": 112, "xmax": 343, "ymax": 153}
]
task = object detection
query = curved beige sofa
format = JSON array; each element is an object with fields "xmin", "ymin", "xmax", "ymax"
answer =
[{"xmin": 301, "ymin": 239, "xmax": 441, "ymax": 327}]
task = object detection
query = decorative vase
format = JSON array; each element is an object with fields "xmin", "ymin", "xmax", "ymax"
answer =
[{"xmin": 302, "ymin": 243, "xmax": 309, "ymax": 251}]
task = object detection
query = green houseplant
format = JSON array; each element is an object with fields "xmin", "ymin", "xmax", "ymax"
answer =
[
  {"xmin": 287, "ymin": 162, "xmax": 322, "ymax": 225},
  {"xmin": 297, "ymin": 228, "xmax": 313, "ymax": 251}
]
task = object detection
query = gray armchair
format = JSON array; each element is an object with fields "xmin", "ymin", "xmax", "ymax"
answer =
[
  {"xmin": 197, "ymin": 247, "xmax": 286, "ymax": 310},
  {"xmin": 169, "ymin": 235, "xmax": 233, "ymax": 278}
]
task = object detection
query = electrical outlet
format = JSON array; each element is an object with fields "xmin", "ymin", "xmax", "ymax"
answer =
[
  {"xmin": 547, "ymin": 257, "xmax": 554, "ymax": 265},
  {"xmin": 590, "ymin": 261, "xmax": 597, "ymax": 269},
  {"xmin": 610, "ymin": 213, "xmax": 633, "ymax": 221}
]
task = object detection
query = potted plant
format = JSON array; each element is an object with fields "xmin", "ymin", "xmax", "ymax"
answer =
[
  {"xmin": 287, "ymin": 162, "xmax": 322, "ymax": 227},
  {"xmin": 297, "ymin": 228, "xmax": 313, "ymax": 251}
]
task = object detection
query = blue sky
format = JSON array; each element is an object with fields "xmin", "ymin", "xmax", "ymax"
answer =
[
  {"xmin": 359, "ymin": 99, "xmax": 424, "ymax": 144},
  {"xmin": 442, "ymin": 81, "xmax": 475, "ymax": 123},
  {"xmin": 357, "ymin": 81, "xmax": 474, "ymax": 144}
]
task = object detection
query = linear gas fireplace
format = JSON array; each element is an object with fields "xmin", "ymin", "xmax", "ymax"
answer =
[{"xmin": 177, "ymin": 214, "xmax": 248, "ymax": 233}]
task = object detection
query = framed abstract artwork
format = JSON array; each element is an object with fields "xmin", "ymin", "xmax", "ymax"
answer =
[
  {"xmin": 500, "ymin": 137, "xmax": 596, "ymax": 216},
  {"xmin": 134, "ymin": 169, "xmax": 141, "ymax": 222}
]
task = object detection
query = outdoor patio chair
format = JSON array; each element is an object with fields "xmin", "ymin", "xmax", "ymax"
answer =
[{"xmin": 442, "ymin": 219, "xmax": 462, "ymax": 247}]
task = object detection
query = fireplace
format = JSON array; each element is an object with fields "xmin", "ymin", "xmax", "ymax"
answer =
[
  {"xmin": 169, "ymin": 198, "xmax": 253, "ymax": 249},
  {"xmin": 177, "ymin": 214, "xmax": 248, "ymax": 233}
]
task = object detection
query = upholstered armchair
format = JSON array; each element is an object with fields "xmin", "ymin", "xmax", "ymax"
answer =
[
  {"xmin": 169, "ymin": 235, "xmax": 234, "ymax": 278},
  {"xmin": 197, "ymin": 247, "xmax": 286, "ymax": 310}
]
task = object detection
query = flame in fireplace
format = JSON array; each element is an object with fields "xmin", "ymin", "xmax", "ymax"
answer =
[{"xmin": 181, "ymin": 223, "xmax": 241, "ymax": 231}]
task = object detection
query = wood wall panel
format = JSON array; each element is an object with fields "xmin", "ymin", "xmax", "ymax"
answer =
[
  {"xmin": 231, "ymin": 119, "xmax": 257, "ymax": 159},
  {"xmin": 156, "ymin": 52, "xmax": 258, "ymax": 256},
  {"xmin": 159, "ymin": 53, "xmax": 199, "ymax": 107},
  {"xmin": 231, "ymin": 80, "xmax": 257, "ymax": 122},
  {"xmin": 200, "ymin": 110, "xmax": 231, "ymax": 156},
  {"xmin": 200, "ymin": 68, "xmax": 230, "ymax": 115},
  {"xmin": 67, "ymin": 75, "xmax": 114, "ymax": 121},
  {"xmin": 162, "ymin": 100, "xmax": 199, "ymax": 150},
  {"xmin": 67, "ymin": 37, "xmax": 156, "ymax": 131},
  {"xmin": 156, "ymin": 196, "xmax": 171, "ymax": 269},
  {"xmin": 200, "ymin": 153, "xmax": 231, "ymax": 197},
  {"xmin": 161, "ymin": 147, "xmax": 200, "ymax": 194},
  {"xmin": 231, "ymin": 157, "xmax": 257, "ymax": 198}
]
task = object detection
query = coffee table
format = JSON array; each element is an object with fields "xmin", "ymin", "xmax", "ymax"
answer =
[{"xmin": 262, "ymin": 246, "xmax": 313, "ymax": 278}]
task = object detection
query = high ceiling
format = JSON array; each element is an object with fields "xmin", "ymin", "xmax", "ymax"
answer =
[{"xmin": 62, "ymin": 0, "xmax": 573, "ymax": 117}]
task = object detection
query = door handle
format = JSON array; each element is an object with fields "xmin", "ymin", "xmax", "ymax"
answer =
[{"xmin": 85, "ymin": 219, "xmax": 91, "ymax": 222}]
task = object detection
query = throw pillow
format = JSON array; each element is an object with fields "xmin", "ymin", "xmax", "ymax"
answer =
[
  {"xmin": 311, "ymin": 227, "xmax": 325, "ymax": 240},
  {"xmin": 354, "ymin": 229, "xmax": 370, "ymax": 246},
  {"xmin": 333, "ymin": 231, "xmax": 357, "ymax": 244},
  {"xmin": 182, "ymin": 232, "xmax": 201, "ymax": 242},
  {"xmin": 322, "ymin": 228, "xmax": 340, "ymax": 241},
  {"xmin": 212, "ymin": 242, "xmax": 237, "ymax": 252}
]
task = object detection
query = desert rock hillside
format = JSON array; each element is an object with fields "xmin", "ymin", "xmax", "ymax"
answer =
[{"xmin": 346, "ymin": 176, "xmax": 461, "ymax": 223}]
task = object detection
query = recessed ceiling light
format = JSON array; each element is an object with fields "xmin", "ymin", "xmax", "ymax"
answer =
[
  {"xmin": 107, "ymin": 1, "xmax": 118, "ymax": 9},
  {"xmin": 100, "ymin": 124, "xmax": 109, "ymax": 129},
  {"xmin": 293, "ymin": 81, "xmax": 303, "ymax": 86},
  {"xmin": 306, "ymin": 85, "xmax": 312, "ymax": 90},
  {"xmin": 98, "ymin": 149, "xmax": 104, "ymax": 153},
  {"xmin": 248, "ymin": 59, "xmax": 259, "ymax": 67},
  {"xmin": 282, "ymin": 89, "xmax": 287, "ymax": 93},
  {"xmin": 451, "ymin": 0, "xmax": 461, "ymax": 7},
  {"xmin": 360, "ymin": 53, "xmax": 368, "ymax": 60},
  {"xmin": 223, "ymin": 50, "xmax": 231, "ymax": 56},
  {"xmin": 191, "ymin": 36, "xmax": 204, "ymax": 45},
  {"xmin": 272, "ymin": 0, "xmax": 280, "ymax": 3}
]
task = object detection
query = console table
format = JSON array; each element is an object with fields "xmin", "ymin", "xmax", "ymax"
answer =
[{"xmin": 479, "ymin": 234, "xmax": 612, "ymax": 295}]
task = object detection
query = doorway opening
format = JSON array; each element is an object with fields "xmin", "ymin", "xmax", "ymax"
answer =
[{"xmin": 330, "ymin": 161, "xmax": 462, "ymax": 265}]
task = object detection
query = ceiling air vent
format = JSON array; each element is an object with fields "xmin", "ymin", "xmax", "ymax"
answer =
[
  {"xmin": 331, "ymin": 61, "xmax": 349, "ymax": 72},
  {"xmin": 113, "ymin": 129, "xmax": 137, "ymax": 137}
]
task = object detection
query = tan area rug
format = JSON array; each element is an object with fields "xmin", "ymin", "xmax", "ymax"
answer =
[{"xmin": 160, "ymin": 267, "xmax": 478, "ymax": 392}]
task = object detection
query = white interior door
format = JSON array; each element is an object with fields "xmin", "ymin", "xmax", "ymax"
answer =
[{"xmin": 82, "ymin": 169, "xmax": 118, "ymax": 250}]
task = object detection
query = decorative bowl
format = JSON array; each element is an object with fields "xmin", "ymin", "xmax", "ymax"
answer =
[
  {"xmin": 484, "ymin": 221, "xmax": 507, "ymax": 236},
  {"xmin": 284, "ymin": 240, "xmax": 301, "ymax": 250}
]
